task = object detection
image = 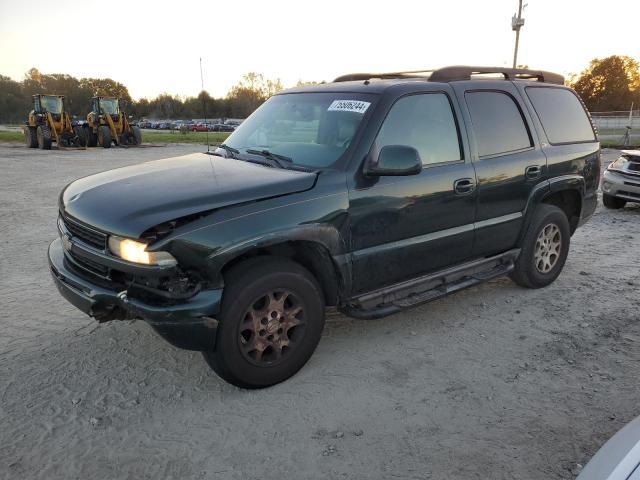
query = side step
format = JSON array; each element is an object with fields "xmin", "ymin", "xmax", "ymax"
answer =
[{"xmin": 340, "ymin": 249, "xmax": 520, "ymax": 320}]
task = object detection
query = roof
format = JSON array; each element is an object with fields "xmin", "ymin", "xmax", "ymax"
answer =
[{"xmin": 280, "ymin": 65, "xmax": 565, "ymax": 95}]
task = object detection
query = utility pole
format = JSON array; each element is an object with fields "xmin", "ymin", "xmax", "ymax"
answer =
[{"xmin": 512, "ymin": 0, "xmax": 525, "ymax": 68}]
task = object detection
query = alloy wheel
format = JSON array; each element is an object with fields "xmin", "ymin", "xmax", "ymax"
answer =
[
  {"xmin": 534, "ymin": 223, "xmax": 562, "ymax": 273},
  {"xmin": 238, "ymin": 290, "xmax": 306, "ymax": 366}
]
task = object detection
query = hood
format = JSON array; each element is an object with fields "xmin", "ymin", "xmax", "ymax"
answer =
[{"xmin": 61, "ymin": 153, "xmax": 317, "ymax": 238}]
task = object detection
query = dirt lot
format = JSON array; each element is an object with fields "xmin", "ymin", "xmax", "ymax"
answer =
[{"xmin": 0, "ymin": 143, "xmax": 638, "ymax": 480}]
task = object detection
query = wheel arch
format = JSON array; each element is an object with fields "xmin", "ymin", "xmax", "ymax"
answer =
[
  {"xmin": 541, "ymin": 188, "xmax": 582, "ymax": 234},
  {"xmin": 208, "ymin": 226, "xmax": 350, "ymax": 307},
  {"xmin": 519, "ymin": 175, "xmax": 585, "ymax": 245}
]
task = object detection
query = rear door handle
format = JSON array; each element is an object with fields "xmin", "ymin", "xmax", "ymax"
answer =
[
  {"xmin": 525, "ymin": 165, "xmax": 543, "ymax": 179},
  {"xmin": 453, "ymin": 178, "xmax": 475, "ymax": 195}
]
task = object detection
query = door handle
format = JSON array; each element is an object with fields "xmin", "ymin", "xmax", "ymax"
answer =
[
  {"xmin": 453, "ymin": 178, "xmax": 475, "ymax": 195},
  {"xmin": 525, "ymin": 165, "xmax": 543, "ymax": 179}
]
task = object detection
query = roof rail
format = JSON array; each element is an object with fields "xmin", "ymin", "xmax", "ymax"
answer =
[
  {"xmin": 333, "ymin": 65, "xmax": 564, "ymax": 85},
  {"xmin": 333, "ymin": 70, "xmax": 433, "ymax": 82},
  {"xmin": 428, "ymin": 66, "xmax": 564, "ymax": 85}
]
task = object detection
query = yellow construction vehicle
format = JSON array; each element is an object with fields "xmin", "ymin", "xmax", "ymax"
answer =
[
  {"xmin": 84, "ymin": 97, "xmax": 141, "ymax": 148},
  {"xmin": 23, "ymin": 94, "xmax": 86, "ymax": 149}
]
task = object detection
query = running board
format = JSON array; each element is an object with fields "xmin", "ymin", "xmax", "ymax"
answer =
[{"xmin": 340, "ymin": 249, "xmax": 520, "ymax": 320}]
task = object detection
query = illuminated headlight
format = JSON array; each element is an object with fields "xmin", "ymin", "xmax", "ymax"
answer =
[
  {"xmin": 108, "ymin": 235, "xmax": 177, "ymax": 266},
  {"xmin": 608, "ymin": 157, "xmax": 626, "ymax": 171}
]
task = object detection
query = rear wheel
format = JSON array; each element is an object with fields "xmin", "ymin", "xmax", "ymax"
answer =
[
  {"xmin": 98, "ymin": 125, "xmax": 111, "ymax": 148},
  {"xmin": 131, "ymin": 125, "xmax": 142, "ymax": 145},
  {"xmin": 510, "ymin": 204, "xmax": 570, "ymax": 289},
  {"xmin": 25, "ymin": 127, "xmax": 37, "ymax": 148},
  {"xmin": 84, "ymin": 127, "xmax": 97, "ymax": 147},
  {"xmin": 37, "ymin": 125, "xmax": 52, "ymax": 150},
  {"xmin": 74, "ymin": 126, "xmax": 86, "ymax": 147},
  {"xmin": 202, "ymin": 257, "xmax": 326, "ymax": 389},
  {"xmin": 603, "ymin": 193, "xmax": 626, "ymax": 209}
]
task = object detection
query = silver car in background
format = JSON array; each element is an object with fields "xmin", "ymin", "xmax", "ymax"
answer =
[
  {"xmin": 602, "ymin": 150, "xmax": 640, "ymax": 209},
  {"xmin": 578, "ymin": 416, "xmax": 640, "ymax": 479}
]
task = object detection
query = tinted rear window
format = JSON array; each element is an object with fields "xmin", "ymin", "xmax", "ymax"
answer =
[
  {"xmin": 525, "ymin": 87, "xmax": 595, "ymax": 144},
  {"xmin": 465, "ymin": 91, "xmax": 532, "ymax": 158}
]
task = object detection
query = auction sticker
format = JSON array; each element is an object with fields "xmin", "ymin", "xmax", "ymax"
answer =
[{"xmin": 327, "ymin": 100, "xmax": 371, "ymax": 114}]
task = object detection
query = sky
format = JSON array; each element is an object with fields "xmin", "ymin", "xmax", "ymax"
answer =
[{"xmin": 0, "ymin": 0, "xmax": 638, "ymax": 100}]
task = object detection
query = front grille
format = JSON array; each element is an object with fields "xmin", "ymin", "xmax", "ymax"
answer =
[
  {"xmin": 62, "ymin": 214, "xmax": 107, "ymax": 250},
  {"xmin": 619, "ymin": 190, "xmax": 640, "ymax": 200},
  {"xmin": 627, "ymin": 162, "xmax": 640, "ymax": 172},
  {"xmin": 69, "ymin": 250, "xmax": 109, "ymax": 276}
]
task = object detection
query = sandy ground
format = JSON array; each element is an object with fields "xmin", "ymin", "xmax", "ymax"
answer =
[{"xmin": 0, "ymin": 143, "xmax": 639, "ymax": 480}]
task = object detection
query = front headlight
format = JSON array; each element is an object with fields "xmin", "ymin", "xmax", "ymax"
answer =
[
  {"xmin": 108, "ymin": 235, "xmax": 177, "ymax": 266},
  {"xmin": 608, "ymin": 156, "xmax": 626, "ymax": 171}
]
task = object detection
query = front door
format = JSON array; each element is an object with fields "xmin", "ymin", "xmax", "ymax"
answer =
[{"xmin": 348, "ymin": 90, "xmax": 477, "ymax": 294}]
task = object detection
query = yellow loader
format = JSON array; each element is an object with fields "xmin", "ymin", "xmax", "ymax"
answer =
[
  {"xmin": 84, "ymin": 97, "xmax": 141, "ymax": 148},
  {"xmin": 24, "ymin": 94, "xmax": 86, "ymax": 149}
]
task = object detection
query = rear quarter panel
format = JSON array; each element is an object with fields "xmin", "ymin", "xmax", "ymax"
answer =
[{"xmin": 514, "ymin": 82, "xmax": 600, "ymax": 224}]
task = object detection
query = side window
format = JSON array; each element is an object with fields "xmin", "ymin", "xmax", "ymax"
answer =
[
  {"xmin": 465, "ymin": 91, "xmax": 532, "ymax": 158},
  {"xmin": 375, "ymin": 93, "xmax": 462, "ymax": 165},
  {"xmin": 526, "ymin": 87, "xmax": 595, "ymax": 144}
]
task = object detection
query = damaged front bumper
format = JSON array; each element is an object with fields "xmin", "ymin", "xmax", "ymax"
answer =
[{"xmin": 48, "ymin": 238, "xmax": 222, "ymax": 350}]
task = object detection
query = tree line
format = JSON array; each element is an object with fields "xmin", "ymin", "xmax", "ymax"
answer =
[
  {"xmin": 1, "ymin": 56, "xmax": 638, "ymax": 124},
  {"xmin": 0, "ymin": 69, "xmax": 292, "ymax": 123}
]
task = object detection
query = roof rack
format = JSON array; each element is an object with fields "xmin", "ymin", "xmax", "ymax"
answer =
[{"xmin": 333, "ymin": 65, "xmax": 564, "ymax": 85}]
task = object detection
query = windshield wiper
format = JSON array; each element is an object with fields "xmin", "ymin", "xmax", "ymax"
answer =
[
  {"xmin": 214, "ymin": 143, "xmax": 241, "ymax": 158},
  {"xmin": 245, "ymin": 149, "xmax": 293, "ymax": 169}
]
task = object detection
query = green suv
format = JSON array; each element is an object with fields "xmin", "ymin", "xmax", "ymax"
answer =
[{"xmin": 49, "ymin": 66, "xmax": 600, "ymax": 388}]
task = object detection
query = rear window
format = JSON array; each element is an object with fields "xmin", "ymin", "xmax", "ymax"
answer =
[
  {"xmin": 525, "ymin": 87, "xmax": 595, "ymax": 144},
  {"xmin": 465, "ymin": 91, "xmax": 532, "ymax": 158}
]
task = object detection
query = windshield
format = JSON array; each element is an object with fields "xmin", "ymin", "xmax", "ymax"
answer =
[
  {"xmin": 40, "ymin": 96, "xmax": 62, "ymax": 114},
  {"xmin": 99, "ymin": 98, "xmax": 119, "ymax": 115},
  {"xmin": 222, "ymin": 92, "xmax": 377, "ymax": 168}
]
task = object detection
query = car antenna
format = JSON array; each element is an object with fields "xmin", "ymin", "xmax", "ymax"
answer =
[{"xmin": 200, "ymin": 57, "xmax": 210, "ymax": 153}]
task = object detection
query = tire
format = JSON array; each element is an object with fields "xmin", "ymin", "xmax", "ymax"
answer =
[
  {"xmin": 37, "ymin": 125, "xmax": 52, "ymax": 150},
  {"xmin": 74, "ymin": 126, "xmax": 86, "ymax": 147},
  {"xmin": 510, "ymin": 204, "xmax": 571, "ymax": 289},
  {"xmin": 85, "ymin": 127, "xmax": 97, "ymax": 147},
  {"xmin": 25, "ymin": 127, "xmax": 37, "ymax": 148},
  {"xmin": 131, "ymin": 125, "xmax": 142, "ymax": 145},
  {"xmin": 202, "ymin": 257, "xmax": 326, "ymax": 389},
  {"xmin": 603, "ymin": 193, "xmax": 626, "ymax": 209},
  {"xmin": 98, "ymin": 125, "xmax": 111, "ymax": 148}
]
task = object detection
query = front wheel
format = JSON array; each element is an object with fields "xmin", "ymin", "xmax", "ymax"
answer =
[
  {"xmin": 510, "ymin": 204, "xmax": 570, "ymax": 289},
  {"xmin": 37, "ymin": 125, "xmax": 52, "ymax": 150},
  {"xmin": 98, "ymin": 125, "xmax": 111, "ymax": 148},
  {"xmin": 203, "ymin": 257, "xmax": 325, "ymax": 389},
  {"xmin": 25, "ymin": 126, "xmax": 38, "ymax": 148},
  {"xmin": 603, "ymin": 193, "xmax": 626, "ymax": 209}
]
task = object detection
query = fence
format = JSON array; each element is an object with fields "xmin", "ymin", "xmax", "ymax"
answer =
[{"xmin": 591, "ymin": 110, "xmax": 639, "ymax": 130}]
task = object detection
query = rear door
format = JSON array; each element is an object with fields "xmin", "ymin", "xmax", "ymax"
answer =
[{"xmin": 451, "ymin": 81, "xmax": 547, "ymax": 257}]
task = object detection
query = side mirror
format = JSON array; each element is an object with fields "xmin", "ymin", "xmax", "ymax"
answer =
[{"xmin": 365, "ymin": 145, "xmax": 422, "ymax": 177}]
